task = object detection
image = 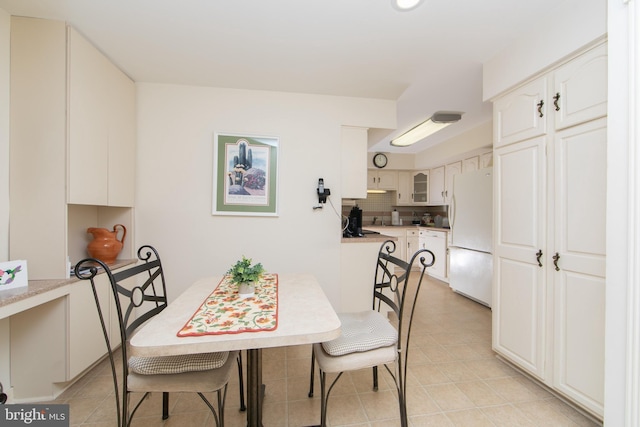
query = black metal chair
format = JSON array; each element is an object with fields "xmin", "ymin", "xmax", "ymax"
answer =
[
  {"xmin": 75, "ymin": 245, "xmax": 245, "ymax": 427},
  {"xmin": 308, "ymin": 239, "xmax": 434, "ymax": 427}
]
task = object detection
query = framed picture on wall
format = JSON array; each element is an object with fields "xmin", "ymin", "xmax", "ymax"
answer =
[{"xmin": 212, "ymin": 133, "xmax": 279, "ymax": 216}]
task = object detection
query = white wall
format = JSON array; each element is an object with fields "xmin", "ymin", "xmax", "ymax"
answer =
[
  {"xmin": 0, "ymin": 7, "xmax": 10, "ymax": 398},
  {"xmin": 414, "ymin": 121, "xmax": 492, "ymax": 170},
  {"xmin": 606, "ymin": 1, "xmax": 637, "ymax": 425},
  {"xmin": 136, "ymin": 83, "xmax": 395, "ymax": 308},
  {"xmin": 483, "ymin": 0, "xmax": 607, "ymax": 100},
  {"xmin": 0, "ymin": 8, "xmax": 9, "ymax": 262}
]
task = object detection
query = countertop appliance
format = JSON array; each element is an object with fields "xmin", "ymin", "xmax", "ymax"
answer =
[
  {"xmin": 449, "ymin": 167, "xmax": 493, "ymax": 307},
  {"xmin": 344, "ymin": 206, "xmax": 364, "ymax": 238}
]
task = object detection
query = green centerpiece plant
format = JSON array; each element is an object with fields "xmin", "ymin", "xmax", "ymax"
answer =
[{"xmin": 227, "ymin": 256, "xmax": 264, "ymax": 298}]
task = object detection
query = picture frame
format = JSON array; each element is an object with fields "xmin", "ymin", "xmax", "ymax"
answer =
[{"xmin": 212, "ymin": 133, "xmax": 279, "ymax": 216}]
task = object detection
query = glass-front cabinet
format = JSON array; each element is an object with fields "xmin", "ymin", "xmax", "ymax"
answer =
[{"xmin": 412, "ymin": 171, "xmax": 429, "ymax": 204}]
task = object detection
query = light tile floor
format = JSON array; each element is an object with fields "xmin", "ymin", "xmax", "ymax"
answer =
[{"xmin": 47, "ymin": 277, "xmax": 602, "ymax": 426}]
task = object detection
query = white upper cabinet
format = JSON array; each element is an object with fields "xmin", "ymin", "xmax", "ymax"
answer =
[
  {"xmin": 367, "ymin": 170, "xmax": 397, "ymax": 191},
  {"xmin": 68, "ymin": 28, "xmax": 136, "ymax": 207},
  {"xmin": 396, "ymin": 171, "xmax": 413, "ymax": 205},
  {"xmin": 553, "ymin": 43, "xmax": 607, "ymax": 131},
  {"xmin": 462, "ymin": 156, "xmax": 479, "ymax": 173},
  {"xmin": 411, "ymin": 171, "xmax": 429, "ymax": 204},
  {"xmin": 341, "ymin": 127, "xmax": 368, "ymax": 199},
  {"xmin": 494, "ymin": 78, "xmax": 548, "ymax": 148},
  {"xmin": 428, "ymin": 166, "xmax": 445, "ymax": 205}
]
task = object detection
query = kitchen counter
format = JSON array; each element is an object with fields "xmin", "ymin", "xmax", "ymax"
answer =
[
  {"xmin": 365, "ymin": 225, "xmax": 451, "ymax": 233},
  {"xmin": 341, "ymin": 233, "xmax": 398, "ymax": 244},
  {"xmin": 341, "ymin": 225, "xmax": 449, "ymax": 244},
  {"xmin": 0, "ymin": 259, "xmax": 136, "ymax": 319}
]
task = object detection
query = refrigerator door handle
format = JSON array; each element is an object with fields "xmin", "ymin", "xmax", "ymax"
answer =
[{"xmin": 449, "ymin": 193, "xmax": 456, "ymax": 229}]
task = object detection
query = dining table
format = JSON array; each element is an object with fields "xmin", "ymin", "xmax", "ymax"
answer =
[{"xmin": 129, "ymin": 273, "xmax": 341, "ymax": 427}]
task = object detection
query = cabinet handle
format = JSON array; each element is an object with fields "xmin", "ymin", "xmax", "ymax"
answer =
[
  {"xmin": 552, "ymin": 252, "xmax": 560, "ymax": 271},
  {"xmin": 536, "ymin": 249, "xmax": 543, "ymax": 267},
  {"xmin": 553, "ymin": 92, "xmax": 560, "ymax": 111},
  {"xmin": 537, "ymin": 100, "xmax": 544, "ymax": 117}
]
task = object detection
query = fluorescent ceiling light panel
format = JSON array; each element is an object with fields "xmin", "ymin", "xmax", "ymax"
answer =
[{"xmin": 390, "ymin": 111, "xmax": 462, "ymax": 147}]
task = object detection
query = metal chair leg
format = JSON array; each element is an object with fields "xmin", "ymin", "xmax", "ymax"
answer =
[
  {"xmin": 237, "ymin": 351, "xmax": 246, "ymax": 411},
  {"xmin": 162, "ymin": 392, "xmax": 169, "ymax": 419},
  {"xmin": 308, "ymin": 348, "xmax": 316, "ymax": 397},
  {"xmin": 373, "ymin": 366, "xmax": 379, "ymax": 391}
]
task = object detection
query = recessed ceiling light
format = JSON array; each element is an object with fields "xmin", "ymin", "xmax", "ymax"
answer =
[{"xmin": 392, "ymin": 0, "xmax": 424, "ymax": 11}]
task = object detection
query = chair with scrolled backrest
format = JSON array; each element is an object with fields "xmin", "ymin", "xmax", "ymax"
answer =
[
  {"xmin": 308, "ymin": 239, "xmax": 435, "ymax": 427},
  {"xmin": 74, "ymin": 245, "xmax": 244, "ymax": 427}
]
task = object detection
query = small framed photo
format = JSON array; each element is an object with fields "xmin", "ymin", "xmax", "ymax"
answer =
[{"xmin": 213, "ymin": 133, "xmax": 279, "ymax": 216}]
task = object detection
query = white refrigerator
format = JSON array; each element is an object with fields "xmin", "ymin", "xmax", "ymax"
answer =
[{"xmin": 449, "ymin": 167, "xmax": 493, "ymax": 307}]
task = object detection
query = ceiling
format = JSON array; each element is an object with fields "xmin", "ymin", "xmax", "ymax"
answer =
[{"xmin": 0, "ymin": 0, "xmax": 567, "ymax": 153}]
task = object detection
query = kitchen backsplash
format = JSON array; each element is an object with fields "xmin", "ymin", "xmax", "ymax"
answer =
[{"xmin": 342, "ymin": 193, "xmax": 448, "ymax": 227}]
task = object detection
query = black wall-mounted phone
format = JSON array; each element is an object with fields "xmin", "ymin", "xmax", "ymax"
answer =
[{"xmin": 317, "ymin": 178, "xmax": 330, "ymax": 203}]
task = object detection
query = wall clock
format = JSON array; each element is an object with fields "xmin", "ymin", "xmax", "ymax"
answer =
[{"xmin": 373, "ymin": 153, "xmax": 388, "ymax": 168}]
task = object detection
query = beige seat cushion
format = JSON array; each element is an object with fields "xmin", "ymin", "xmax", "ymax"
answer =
[
  {"xmin": 321, "ymin": 311, "xmax": 397, "ymax": 356},
  {"xmin": 128, "ymin": 351, "xmax": 239, "ymax": 393},
  {"xmin": 129, "ymin": 351, "xmax": 229, "ymax": 375}
]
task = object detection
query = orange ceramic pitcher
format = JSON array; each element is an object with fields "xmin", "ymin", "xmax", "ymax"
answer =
[{"xmin": 86, "ymin": 224, "xmax": 127, "ymax": 264}]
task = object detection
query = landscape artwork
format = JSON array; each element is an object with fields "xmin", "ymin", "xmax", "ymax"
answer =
[{"xmin": 213, "ymin": 133, "xmax": 279, "ymax": 216}]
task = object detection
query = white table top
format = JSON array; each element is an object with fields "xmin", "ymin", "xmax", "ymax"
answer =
[{"xmin": 130, "ymin": 273, "xmax": 341, "ymax": 357}]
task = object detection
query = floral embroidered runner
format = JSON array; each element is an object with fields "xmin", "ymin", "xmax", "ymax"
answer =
[{"xmin": 177, "ymin": 273, "xmax": 278, "ymax": 337}]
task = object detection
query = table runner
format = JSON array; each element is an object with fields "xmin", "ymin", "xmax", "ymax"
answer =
[{"xmin": 177, "ymin": 273, "xmax": 278, "ymax": 337}]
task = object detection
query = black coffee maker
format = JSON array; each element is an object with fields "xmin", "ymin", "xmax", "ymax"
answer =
[{"xmin": 344, "ymin": 206, "xmax": 363, "ymax": 237}]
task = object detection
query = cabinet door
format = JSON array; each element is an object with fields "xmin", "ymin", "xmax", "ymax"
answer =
[
  {"xmin": 420, "ymin": 230, "xmax": 446, "ymax": 279},
  {"xmin": 494, "ymin": 77, "xmax": 548, "ymax": 148},
  {"xmin": 368, "ymin": 170, "xmax": 397, "ymax": 190},
  {"xmin": 68, "ymin": 278, "xmax": 109, "ymax": 379},
  {"xmin": 106, "ymin": 59, "xmax": 136, "ymax": 207},
  {"xmin": 462, "ymin": 156, "xmax": 479, "ymax": 173},
  {"xmin": 396, "ymin": 171, "xmax": 413, "ymax": 205},
  {"xmin": 428, "ymin": 166, "xmax": 445, "ymax": 204},
  {"xmin": 493, "ymin": 136, "xmax": 548, "ymax": 381},
  {"xmin": 552, "ymin": 118, "xmax": 606, "ymax": 416},
  {"xmin": 377, "ymin": 170, "xmax": 398, "ymax": 190},
  {"xmin": 479, "ymin": 152, "xmax": 493, "ymax": 169},
  {"xmin": 406, "ymin": 229, "xmax": 419, "ymax": 261},
  {"xmin": 68, "ymin": 28, "xmax": 110, "ymax": 205},
  {"xmin": 412, "ymin": 171, "xmax": 429, "ymax": 204},
  {"xmin": 553, "ymin": 43, "xmax": 607, "ymax": 131},
  {"xmin": 444, "ymin": 161, "xmax": 462, "ymax": 203}
]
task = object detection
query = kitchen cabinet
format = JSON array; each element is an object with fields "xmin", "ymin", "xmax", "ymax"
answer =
[
  {"xmin": 462, "ymin": 156, "xmax": 479, "ymax": 173},
  {"xmin": 68, "ymin": 27, "xmax": 136, "ymax": 207},
  {"xmin": 479, "ymin": 151, "xmax": 493, "ymax": 168},
  {"xmin": 411, "ymin": 171, "xmax": 429, "ymax": 204},
  {"xmin": 9, "ymin": 17, "xmax": 135, "ymax": 279},
  {"xmin": 428, "ymin": 166, "xmax": 445, "ymax": 204},
  {"xmin": 396, "ymin": 171, "xmax": 429, "ymax": 206},
  {"xmin": 341, "ymin": 127, "xmax": 368, "ymax": 199},
  {"xmin": 367, "ymin": 170, "xmax": 397, "ymax": 191},
  {"xmin": 9, "ymin": 264, "xmax": 135, "ymax": 400},
  {"xmin": 492, "ymin": 42, "xmax": 606, "ymax": 418},
  {"xmin": 419, "ymin": 229, "xmax": 447, "ymax": 281},
  {"xmin": 396, "ymin": 171, "xmax": 413, "ymax": 205},
  {"xmin": 429, "ymin": 162, "xmax": 460, "ymax": 205},
  {"xmin": 406, "ymin": 229, "xmax": 419, "ymax": 261}
]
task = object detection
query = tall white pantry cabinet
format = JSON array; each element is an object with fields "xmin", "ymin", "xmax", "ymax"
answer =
[
  {"xmin": 8, "ymin": 17, "xmax": 136, "ymax": 399},
  {"xmin": 492, "ymin": 42, "xmax": 607, "ymax": 418}
]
